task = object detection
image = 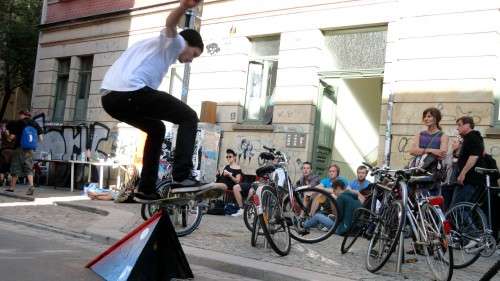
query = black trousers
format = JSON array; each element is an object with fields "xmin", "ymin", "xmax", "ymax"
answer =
[{"xmin": 102, "ymin": 87, "xmax": 198, "ymax": 193}]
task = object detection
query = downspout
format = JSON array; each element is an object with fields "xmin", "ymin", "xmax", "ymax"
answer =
[
  {"xmin": 31, "ymin": 0, "xmax": 48, "ymax": 113},
  {"xmin": 383, "ymin": 91, "xmax": 394, "ymax": 167}
]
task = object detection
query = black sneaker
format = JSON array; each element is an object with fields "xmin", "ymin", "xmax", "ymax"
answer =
[{"xmin": 134, "ymin": 191, "xmax": 161, "ymax": 203}]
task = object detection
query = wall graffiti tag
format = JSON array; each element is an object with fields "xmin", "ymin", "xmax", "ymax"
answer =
[{"xmin": 33, "ymin": 114, "xmax": 110, "ymax": 160}]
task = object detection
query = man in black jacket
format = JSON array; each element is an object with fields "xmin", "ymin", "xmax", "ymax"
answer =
[
  {"xmin": 5, "ymin": 110, "xmax": 43, "ymax": 195},
  {"xmin": 450, "ymin": 116, "xmax": 484, "ymax": 206}
]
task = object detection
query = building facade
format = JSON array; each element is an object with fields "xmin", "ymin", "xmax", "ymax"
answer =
[{"xmin": 32, "ymin": 0, "xmax": 500, "ymax": 180}]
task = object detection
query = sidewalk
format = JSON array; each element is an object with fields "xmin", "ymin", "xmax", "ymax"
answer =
[{"xmin": 0, "ymin": 184, "xmax": 498, "ymax": 281}]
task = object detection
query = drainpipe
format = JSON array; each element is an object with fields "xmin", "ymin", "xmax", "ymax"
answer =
[
  {"xmin": 31, "ymin": 0, "xmax": 48, "ymax": 113},
  {"xmin": 383, "ymin": 91, "xmax": 394, "ymax": 167},
  {"xmin": 180, "ymin": 6, "xmax": 202, "ymax": 103}
]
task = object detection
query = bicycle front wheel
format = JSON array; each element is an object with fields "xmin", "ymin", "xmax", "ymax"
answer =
[
  {"xmin": 366, "ymin": 200, "xmax": 405, "ymax": 273},
  {"xmin": 421, "ymin": 203, "xmax": 453, "ymax": 281},
  {"xmin": 446, "ymin": 202, "xmax": 487, "ymax": 268},
  {"xmin": 259, "ymin": 186, "xmax": 291, "ymax": 256},
  {"xmin": 244, "ymin": 203, "xmax": 257, "ymax": 232},
  {"xmin": 341, "ymin": 208, "xmax": 373, "ymax": 254},
  {"xmin": 283, "ymin": 187, "xmax": 339, "ymax": 244}
]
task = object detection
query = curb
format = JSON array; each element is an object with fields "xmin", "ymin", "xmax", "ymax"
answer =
[
  {"xmin": 183, "ymin": 246, "xmax": 353, "ymax": 281},
  {"xmin": 54, "ymin": 201, "xmax": 109, "ymax": 216},
  {"xmin": 0, "ymin": 191, "xmax": 35, "ymax": 201},
  {"xmin": 0, "ymin": 216, "xmax": 92, "ymax": 241},
  {"xmin": 0, "ymin": 215, "xmax": 349, "ymax": 281}
]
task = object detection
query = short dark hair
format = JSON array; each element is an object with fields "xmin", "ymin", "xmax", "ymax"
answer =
[
  {"xmin": 456, "ymin": 116, "xmax": 475, "ymax": 129},
  {"xmin": 328, "ymin": 163, "xmax": 340, "ymax": 175},
  {"xmin": 179, "ymin": 29, "xmax": 204, "ymax": 52},
  {"xmin": 332, "ymin": 179, "xmax": 345, "ymax": 190},
  {"xmin": 357, "ymin": 165, "xmax": 368, "ymax": 172},
  {"xmin": 226, "ymin": 149, "xmax": 236, "ymax": 156},
  {"xmin": 302, "ymin": 161, "xmax": 312, "ymax": 169}
]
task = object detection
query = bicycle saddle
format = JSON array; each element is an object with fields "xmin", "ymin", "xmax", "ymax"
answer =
[
  {"xmin": 408, "ymin": 175, "xmax": 434, "ymax": 185},
  {"xmin": 475, "ymin": 167, "xmax": 499, "ymax": 175},
  {"xmin": 256, "ymin": 165, "xmax": 275, "ymax": 177}
]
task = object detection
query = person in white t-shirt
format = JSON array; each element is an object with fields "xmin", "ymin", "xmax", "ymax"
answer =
[{"xmin": 101, "ymin": 0, "xmax": 204, "ymax": 202}]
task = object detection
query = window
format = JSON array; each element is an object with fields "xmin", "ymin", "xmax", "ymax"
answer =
[
  {"xmin": 323, "ymin": 27, "xmax": 387, "ymax": 76},
  {"xmin": 53, "ymin": 58, "xmax": 70, "ymax": 122},
  {"xmin": 74, "ymin": 56, "xmax": 93, "ymax": 121},
  {"xmin": 243, "ymin": 36, "xmax": 280, "ymax": 122}
]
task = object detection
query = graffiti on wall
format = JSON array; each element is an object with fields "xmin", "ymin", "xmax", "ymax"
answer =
[
  {"xmin": 33, "ymin": 114, "xmax": 110, "ymax": 160},
  {"xmin": 229, "ymin": 135, "xmax": 304, "ymax": 181}
]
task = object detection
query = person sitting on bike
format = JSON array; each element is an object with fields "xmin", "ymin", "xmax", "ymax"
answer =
[
  {"xmin": 100, "ymin": 0, "xmax": 205, "ymax": 201},
  {"xmin": 295, "ymin": 161, "xmax": 320, "ymax": 188},
  {"xmin": 215, "ymin": 149, "xmax": 254, "ymax": 217},
  {"xmin": 304, "ymin": 179, "xmax": 361, "ymax": 236}
]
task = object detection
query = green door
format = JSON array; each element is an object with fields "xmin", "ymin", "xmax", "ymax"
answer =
[{"xmin": 312, "ymin": 79, "xmax": 337, "ymax": 176}]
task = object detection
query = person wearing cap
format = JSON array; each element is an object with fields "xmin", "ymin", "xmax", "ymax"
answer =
[
  {"xmin": 5, "ymin": 110, "xmax": 43, "ymax": 195},
  {"xmin": 100, "ymin": 0, "xmax": 205, "ymax": 202}
]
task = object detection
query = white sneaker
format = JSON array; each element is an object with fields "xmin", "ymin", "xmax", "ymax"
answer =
[
  {"xmin": 231, "ymin": 208, "xmax": 244, "ymax": 217},
  {"xmin": 464, "ymin": 240, "xmax": 478, "ymax": 250}
]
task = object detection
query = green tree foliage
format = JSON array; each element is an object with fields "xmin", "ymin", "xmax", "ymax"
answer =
[{"xmin": 0, "ymin": 0, "xmax": 42, "ymax": 119}]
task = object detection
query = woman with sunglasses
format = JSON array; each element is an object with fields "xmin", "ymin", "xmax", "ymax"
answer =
[{"xmin": 215, "ymin": 149, "xmax": 252, "ymax": 216}]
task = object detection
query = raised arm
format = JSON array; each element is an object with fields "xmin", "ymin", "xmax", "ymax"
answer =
[{"xmin": 165, "ymin": 0, "xmax": 201, "ymax": 38}]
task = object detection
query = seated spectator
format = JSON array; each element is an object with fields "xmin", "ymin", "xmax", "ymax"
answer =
[
  {"xmin": 304, "ymin": 179, "xmax": 361, "ymax": 236},
  {"xmin": 86, "ymin": 184, "xmax": 118, "ymax": 201},
  {"xmin": 318, "ymin": 164, "xmax": 349, "ymax": 191},
  {"xmin": 348, "ymin": 165, "xmax": 371, "ymax": 203},
  {"xmin": 214, "ymin": 149, "xmax": 253, "ymax": 217},
  {"xmin": 296, "ymin": 161, "xmax": 320, "ymax": 187}
]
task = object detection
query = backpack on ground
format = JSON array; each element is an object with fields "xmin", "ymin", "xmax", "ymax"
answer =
[{"xmin": 20, "ymin": 126, "xmax": 38, "ymax": 150}]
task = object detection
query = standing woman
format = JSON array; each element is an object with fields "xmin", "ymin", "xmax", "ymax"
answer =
[{"xmin": 409, "ymin": 107, "xmax": 449, "ymax": 194}]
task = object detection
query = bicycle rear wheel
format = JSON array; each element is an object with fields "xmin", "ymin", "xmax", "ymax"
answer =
[
  {"xmin": 341, "ymin": 208, "xmax": 373, "ymax": 254},
  {"xmin": 366, "ymin": 200, "xmax": 405, "ymax": 273},
  {"xmin": 283, "ymin": 187, "xmax": 339, "ymax": 244},
  {"xmin": 259, "ymin": 186, "xmax": 291, "ymax": 256},
  {"xmin": 421, "ymin": 203, "xmax": 453, "ymax": 281},
  {"xmin": 445, "ymin": 202, "xmax": 487, "ymax": 268}
]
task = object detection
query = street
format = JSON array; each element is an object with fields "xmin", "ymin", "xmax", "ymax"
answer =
[{"xmin": 0, "ymin": 221, "xmax": 263, "ymax": 281}]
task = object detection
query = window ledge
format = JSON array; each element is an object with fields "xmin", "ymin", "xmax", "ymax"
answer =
[
  {"xmin": 485, "ymin": 127, "xmax": 500, "ymax": 138},
  {"xmin": 232, "ymin": 124, "xmax": 273, "ymax": 132}
]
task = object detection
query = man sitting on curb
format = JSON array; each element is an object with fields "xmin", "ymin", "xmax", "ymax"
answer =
[{"xmin": 303, "ymin": 179, "xmax": 362, "ymax": 236}]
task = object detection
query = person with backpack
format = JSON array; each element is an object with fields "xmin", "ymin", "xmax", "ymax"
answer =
[{"xmin": 5, "ymin": 110, "xmax": 43, "ymax": 195}]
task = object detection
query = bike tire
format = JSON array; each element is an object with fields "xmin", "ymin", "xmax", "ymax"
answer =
[
  {"xmin": 284, "ymin": 187, "xmax": 340, "ymax": 244},
  {"xmin": 479, "ymin": 259, "xmax": 500, "ymax": 281},
  {"xmin": 341, "ymin": 208, "xmax": 372, "ymax": 254},
  {"xmin": 251, "ymin": 215, "xmax": 261, "ymax": 247},
  {"xmin": 366, "ymin": 199, "xmax": 405, "ymax": 273},
  {"xmin": 259, "ymin": 186, "xmax": 291, "ymax": 256},
  {"xmin": 445, "ymin": 202, "xmax": 487, "ymax": 269},
  {"xmin": 421, "ymin": 203, "xmax": 454, "ymax": 281},
  {"xmin": 244, "ymin": 203, "xmax": 257, "ymax": 232},
  {"xmin": 174, "ymin": 204, "xmax": 203, "ymax": 237}
]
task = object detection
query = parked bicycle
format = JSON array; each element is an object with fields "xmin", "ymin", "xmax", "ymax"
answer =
[
  {"xmin": 445, "ymin": 167, "xmax": 499, "ymax": 268},
  {"xmin": 363, "ymin": 166, "xmax": 453, "ymax": 281},
  {"xmin": 251, "ymin": 146, "xmax": 340, "ymax": 256}
]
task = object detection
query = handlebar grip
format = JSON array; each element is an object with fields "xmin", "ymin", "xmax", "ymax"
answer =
[
  {"xmin": 263, "ymin": 145, "xmax": 275, "ymax": 152},
  {"xmin": 362, "ymin": 162, "xmax": 373, "ymax": 170}
]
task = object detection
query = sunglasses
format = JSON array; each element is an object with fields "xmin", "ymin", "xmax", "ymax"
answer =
[{"xmin": 226, "ymin": 155, "xmax": 233, "ymax": 159}]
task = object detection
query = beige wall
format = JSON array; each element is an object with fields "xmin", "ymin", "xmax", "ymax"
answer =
[{"xmin": 32, "ymin": 0, "xmax": 500, "ymax": 178}]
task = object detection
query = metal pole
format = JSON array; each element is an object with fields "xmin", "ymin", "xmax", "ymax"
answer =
[
  {"xmin": 180, "ymin": 9, "xmax": 197, "ymax": 103},
  {"xmin": 383, "ymin": 91, "xmax": 395, "ymax": 167}
]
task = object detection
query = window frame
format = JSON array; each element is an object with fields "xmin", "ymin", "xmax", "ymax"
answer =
[
  {"xmin": 52, "ymin": 58, "xmax": 71, "ymax": 122},
  {"xmin": 243, "ymin": 37, "xmax": 280, "ymax": 123},
  {"xmin": 73, "ymin": 56, "xmax": 93, "ymax": 121}
]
